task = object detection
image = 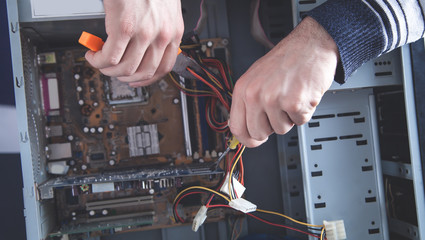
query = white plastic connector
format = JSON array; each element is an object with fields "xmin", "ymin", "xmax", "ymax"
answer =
[
  {"xmin": 323, "ymin": 220, "xmax": 347, "ymax": 240},
  {"xmin": 220, "ymin": 173, "xmax": 246, "ymax": 198},
  {"xmin": 229, "ymin": 198, "xmax": 257, "ymax": 213},
  {"xmin": 192, "ymin": 205, "xmax": 208, "ymax": 232}
]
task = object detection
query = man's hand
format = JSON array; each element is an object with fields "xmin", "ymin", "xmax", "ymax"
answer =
[
  {"xmin": 229, "ymin": 17, "xmax": 339, "ymax": 147},
  {"xmin": 85, "ymin": 0, "xmax": 184, "ymax": 87}
]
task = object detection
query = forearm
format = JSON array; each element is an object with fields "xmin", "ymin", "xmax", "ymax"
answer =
[{"xmin": 306, "ymin": 0, "xmax": 425, "ymax": 83}]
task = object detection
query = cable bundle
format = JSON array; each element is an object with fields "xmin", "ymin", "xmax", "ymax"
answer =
[
  {"xmin": 170, "ymin": 38, "xmax": 233, "ymax": 134},
  {"xmin": 170, "ymin": 35, "xmax": 326, "ymax": 239}
]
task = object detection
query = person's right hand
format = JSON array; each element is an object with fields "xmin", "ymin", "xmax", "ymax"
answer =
[
  {"xmin": 229, "ymin": 17, "xmax": 339, "ymax": 147},
  {"xmin": 85, "ymin": 0, "xmax": 184, "ymax": 87}
]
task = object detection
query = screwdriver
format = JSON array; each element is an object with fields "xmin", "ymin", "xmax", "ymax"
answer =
[
  {"xmin": 78, "ymin": 31, "xmax": 202, "ymax": 79},
  {"xmin": 210, "ymin": 136, "xmax": 240, "ymax": 171}
]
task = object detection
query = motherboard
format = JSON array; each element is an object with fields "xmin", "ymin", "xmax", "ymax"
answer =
[{"xmin": 36, "ymin": 39, "xmax": 233, "ymax": 238}]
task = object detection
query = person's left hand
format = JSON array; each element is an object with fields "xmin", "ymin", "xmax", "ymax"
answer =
[{"xmin": 85, "ymin": 0, "xmax": 184, "ymax": 87}]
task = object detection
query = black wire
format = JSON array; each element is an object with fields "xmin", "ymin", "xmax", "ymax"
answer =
[
  {"xmin": 209, "ymin": 206, "xmax": 322, "ymax": 238},
  {"xmin": 253, "ymin": 210, "xmax": 324, "ymax": 237},
  {"xmin": 173, "ymin": 188, "xmax": 215, "ymax": 222}
]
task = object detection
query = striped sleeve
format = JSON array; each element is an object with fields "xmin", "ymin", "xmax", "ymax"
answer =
[{"xmin": 305, "ymin": 0, "xmax": 425, "ymax": 83}]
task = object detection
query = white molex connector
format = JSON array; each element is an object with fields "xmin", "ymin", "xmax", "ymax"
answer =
[
  {"xmin": 192, "ymin": 205, "xmax": 208, "ymax": 232},
  {"xmin": 323, "ymin": 220, "xmax": 347, "ymax": 240},
  {"xmin": 229, "ymin": 198, "xmax": 257, "ymax": 213},
  {"xmin": 220, "ymin": 173, "xmax": 246, "ymax": 198}
]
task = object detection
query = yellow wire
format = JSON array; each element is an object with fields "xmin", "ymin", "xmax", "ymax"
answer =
[
  {"xmin": 255, "ymin": 209, "xmax": 324, "ymax": 228},
  {"xmin": 180, "ymin": 44, "xmax": 201, "ymax": 49},
  {"xmin": 320, "ymin": 227, "xmax": 325, "ymax": 240},
  {"xmin": 168, "ymin": 73, "xmax": 214, "ymax": 95},
  {"xmin": 173, "ymin": 186, "xmax": 230, "ymax": 205},
  {"xmin": 229, "ymin": 146, "xmax": 246, "ymax": 200},
  {"xmin": 205, "ymin": 71, "xmax": 225, "ymax": 90}
]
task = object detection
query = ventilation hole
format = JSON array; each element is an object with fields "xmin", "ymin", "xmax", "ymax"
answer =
[
  {"xmin": 365, "ymin": 197, "xmax": 377, "ymax": 203},
  {"xmin": 371, "ymin": 221, "xmax": 375, "ymax": 225},
  {"xmin": 287, "ymin": 165, "xmax": 297, "ymax": 170},
  {"xmin": 340, "ymin": 134, "xmax": 363, "ymax": 140},
  {"xmin": 354, "ymin": 117, "xmax": 365, "ymax": 123},
  {"xmin": 311, "ymin": 144, "xmax": 322, "ymax": 150},
  {"xmin": 311, "ymin": 171, "xmax": 323, "ymax": 177},
  {"xmin": 299, "ymin": 0, "xmax": 316, "ymax": 4},
  {"xmin": 357, "ymin": 140, "xmax": 368, "ymax": 146},
  {"xmin": 308, "ymin": 122, "xmax": 320, "ymax": 128},
  {"xmin": 362, "ymin": 166, "xmax": 373, "ymax": 172},
  {"xmin": 314, "ymin": 202, "xmax": 326, "ymax": 208},
  {"xmin": 368, "ymin": 228, "xmax": 380, "ymax": 234},
  {"xmin": 365, "ymin": 158, "xmax": 369, "ymax": 162},
  {"xmin": 375, "ymin": 71, "xmax": 392, "ymax": 77},
  {"xmin": 288, "ymin": 141, "xmax": 297, "ymax": 147},
  {"xmin": 314, "ymin": 137, "xmax": 338, "ymax": 142},
  {"xmin": 337, "ymin": 112, "xmax": 360, "ymax": 117},
  {"xmin": 314, "ymin": 164, "xmax": 318, "ymax": 168},
  {"xmin": 317, "ymin": 195, "xmax": 321, "ymax": 199},
  {"xmin": 292, "ymin": 185, "xmax": 297, "ymax": 189},
  {"xmin": 290, "ymin": 136, "xmax": 298, "ymax": 140},
  {"xmin": 290, "ymin": 191, "xmax": 300, "ymax": 197},
  {"xmin": 368, "ymin": 189, "xmax": 372, "ymax": 194},
  {"xmin": 312, "ymin": 114, "xmax": 335, "ymax": 120}
]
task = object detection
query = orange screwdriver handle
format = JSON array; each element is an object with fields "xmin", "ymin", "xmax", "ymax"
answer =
[
  {"xmin": 79, "ymin": 31, "xmax": 182, "ymax": 54},
  {"xmin": 78, "ymin": 31, "xmax": 104, "ymax": 52}
]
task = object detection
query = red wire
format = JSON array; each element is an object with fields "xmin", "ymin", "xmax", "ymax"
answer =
[
  {"xmin": 169, "ymin": 73, "xmax": 216, "ymax": 98},
  {"xmin": 202, "ymin": 59, "xmax": 231, "ymax": 90},
  {"xmin": 206, "ymin": 205, "xmax": 320, "ymax": 239},
  {"xmin": 206, "ymin": 184, "xmax": 225, "ymax": 207},
  {"xmin": 200, "ymin": 59, "xmax": 226, "ymax": 88},
  {"xmin": 201, "ymin": 65, "xmax": 224, "ymax": 90},
  {"xmin": 239, "ymin": 155, "xmax": 244, "ymax": 185},
  {"xmin": 229, "ymin": 145, "xmax": 243, "ymax": 174},
  {"xmin": 210, "ymin": 99, "xmax": 227, "ymax": 126},
  {"xmin": 174, "ymin": 191, "xmax": 205, "ymax": 223},
  {"xmin": 227, "ymin": 145, "xmax": 244, "ymax": 198},
  {"xmin": 246, "ymin": 213, "xmax": 321, "ymax": 239},
  {"xmin": 183, "ymin": 92, "xmax": 216, "ymax": 98},
  {"xmin": 186, "ymin": 68, "xmax": 230, "ymax": 110},
  {"xmin": 205, "ymin": 99, "xmax": 227, "ymax": 132},
  {"xmin": 208, "ymin": 204, "xmax": 229, "ymax": 208},
  {"xmin": 206, "ymin": 145, "xmax": 243, "ymax": 206}
]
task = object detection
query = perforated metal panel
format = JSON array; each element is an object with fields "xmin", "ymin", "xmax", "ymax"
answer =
[
  {"xmin": 298, "ymin": 89, "xmax": 388, "ymax": 239},
  {"xmin": 278, "ymin": 129, "xmax": 307, "ymax": 239}
]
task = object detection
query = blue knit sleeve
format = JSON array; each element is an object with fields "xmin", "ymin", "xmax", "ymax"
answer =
[{"xmin": 305, "ymin": 0, "xmax": 387, "ymax": 83}]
